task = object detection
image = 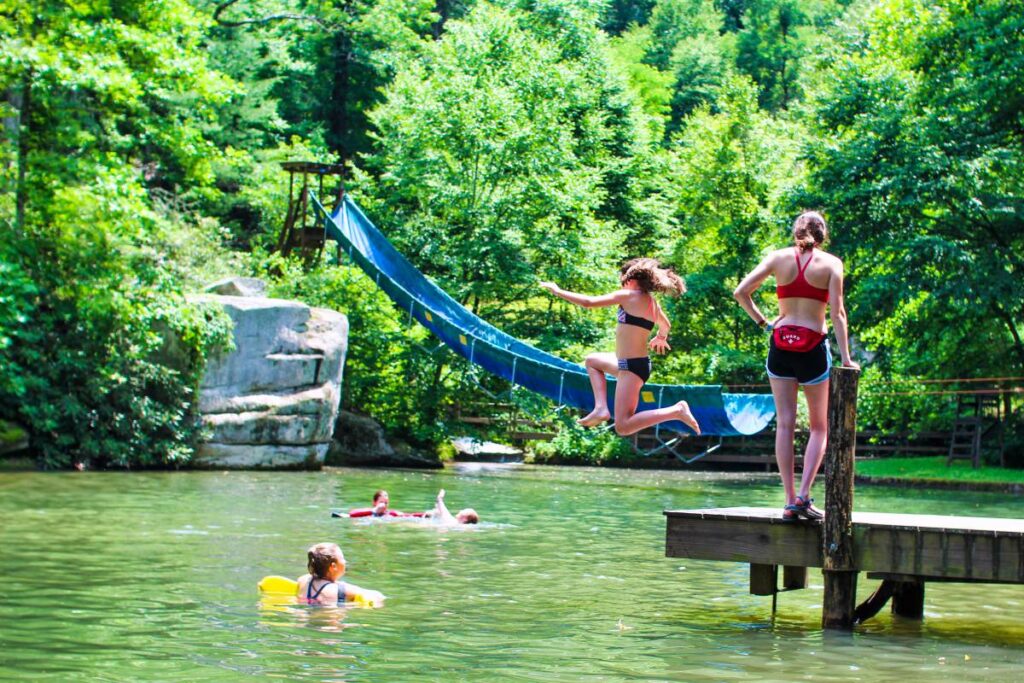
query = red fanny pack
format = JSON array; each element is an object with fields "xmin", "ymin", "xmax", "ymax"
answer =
[{"xmin": 773, "ymin": 325, "xmax": 826, "ymax": 353}]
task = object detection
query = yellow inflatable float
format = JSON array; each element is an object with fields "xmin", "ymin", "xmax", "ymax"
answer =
[{"xmin": 257, "ymin": 575, "xmax": 385, "ymax": 608}]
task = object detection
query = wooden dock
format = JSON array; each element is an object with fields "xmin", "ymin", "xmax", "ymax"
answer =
[
  {"xmin": 665, "ymin": 507, "xmax": 1024, "ymax": 623},
  {"xmin": 663, "ymin": 367, "xmax": 1024, "ymax": 628},
  {"xmin": 666, "ymin": 507, "xmax": 1024, "ymax": 580}
]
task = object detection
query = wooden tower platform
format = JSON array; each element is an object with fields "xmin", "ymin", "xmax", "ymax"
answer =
[{"xmin": 276, "ymin": 161, "xmax": 346, "ymax": 261}]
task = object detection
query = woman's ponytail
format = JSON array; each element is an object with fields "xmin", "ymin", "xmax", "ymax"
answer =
[{"xmin": 792, "ymin": 211, "xmax": 828, "ymax": 252}]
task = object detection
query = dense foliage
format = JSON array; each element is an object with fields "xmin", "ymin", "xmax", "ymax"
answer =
[
  {"xmin": 0, "ymin": 0, "xmax": 239, "ymax": 467},
  {"xmin": 1, "ymin": 0, "xmax": 1021, "ymax": 467}
]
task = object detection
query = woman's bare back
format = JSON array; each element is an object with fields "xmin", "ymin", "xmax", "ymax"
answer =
[{"xmin": 772, "ymin": 248, "xmax": 839, "ymax": 332}]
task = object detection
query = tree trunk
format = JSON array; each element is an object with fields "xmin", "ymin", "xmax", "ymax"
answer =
[
  {"xmin": 13, "ymin": 68, "xmax": 33, "ymax": 237},
  {"xmin": 2, "ymin": 87, "xmax": 20, "ymax": 140},
  {"xmin": 992, "ymin": 303, "xmax": 1024, "ymax": 370},
  {"xmin": 432, "ymin": 0, "xmax": 452, "ymax": 40},
  {"xmin": 328, "ymin": 10, "xmax": 352, "ymax": 161},
  {"xmin": 426, "ymin": 358, "xmax": 446, "ymax": 422}
]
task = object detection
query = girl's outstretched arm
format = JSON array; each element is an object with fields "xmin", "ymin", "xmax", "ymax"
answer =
[{"xmin": 539, "ymin": 282, "xmax": 626, "ymax": 309}]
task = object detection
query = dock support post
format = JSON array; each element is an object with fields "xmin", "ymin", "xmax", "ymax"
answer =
[
  {"xmin": 783, "ymin": 565, "xmax": 807, "ymax": 590},
  {"xmin": 750, "ymin": 563, "xmax": 776, "ymax": 596},
  {"xmin": 822, "ymin": 366, "xmax": 860, "ymax": 629},
  {"xmin": 892, "ymin": 580, "xmax": 925, "ymax": 619}
]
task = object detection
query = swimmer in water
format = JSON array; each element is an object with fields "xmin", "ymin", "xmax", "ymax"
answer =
[
  {"xmin": 424, "ymin": 489, "xmax": 479, "ymax": 525},
  {"xmin": 372, "ymin": 489, "xmax": 390, "ymax": 515},
  {"xmin": 295, "ymin": 542, "xmax": 382, "ymax": 606},
  {"xmin": 345, "ymin": 489, "xmax": 425, "ymax": 518}
]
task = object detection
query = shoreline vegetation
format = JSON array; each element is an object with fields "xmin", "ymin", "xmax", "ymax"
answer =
[
  {"xmin": 855, "ymin": 457, "xmax": 1024, "ymax": 493},
  {"xmin": 6, "ymin": 447, "xmax": 1021, "ymax": 495}
]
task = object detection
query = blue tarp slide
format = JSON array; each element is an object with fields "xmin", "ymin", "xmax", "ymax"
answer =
[{"xmin": 312, "ymin": 193, "xmax": 775, "ymax": 437}]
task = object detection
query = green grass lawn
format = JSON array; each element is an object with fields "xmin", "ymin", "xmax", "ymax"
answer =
[{"xmin": 857, "ymin": 456, "xmax": 1024, "ymax": 484}]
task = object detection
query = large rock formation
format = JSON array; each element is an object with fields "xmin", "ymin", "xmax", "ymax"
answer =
[
  {"xmin": 327, "ymin": 410, "xmax": 442, "ymax": 469},
  {"xmin": 194, "ymin": 284, "xmax": 347, "ymax": 469},
  {"xmin": 205, "ymin": 277, "xmax": 267, "ymax": 298}
]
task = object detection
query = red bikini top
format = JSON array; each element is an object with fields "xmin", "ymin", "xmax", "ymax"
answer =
[{"xmin": 776, "ymin": 249, "xmax": 829, "ymax": 302}]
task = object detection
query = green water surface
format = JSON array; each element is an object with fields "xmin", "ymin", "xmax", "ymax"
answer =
[{"xmin": 1, "ymin": 465, "xmax": 1022, "ymax": 681}]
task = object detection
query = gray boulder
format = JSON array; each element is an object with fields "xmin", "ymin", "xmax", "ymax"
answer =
[
  {"xmin": 192, "ymin": 290, "xmax": 347, "ymax": 469},
  {"xmin": 326, "ymin": 410, "xmax": 442, "ymax": 469},
  {"xmin": 450, "ymin": 437, "xmax": 523, "ymax": 462},
  {"xmin": 194, "ymin": 443, "xmax": 329, "ymax": 469},
  {"xmin": 204, "ymin": 277, "xmax": 267, "ymax": 297}
]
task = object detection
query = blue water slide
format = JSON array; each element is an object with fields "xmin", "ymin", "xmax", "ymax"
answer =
[{"xmin": 312, "ymin": 193, "xmax": 775, "ymax": 437}]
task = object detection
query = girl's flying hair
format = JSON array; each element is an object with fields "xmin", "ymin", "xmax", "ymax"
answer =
[{"xmin": 619, "ymin": 258, "xmax": 686, "ymax": 296}]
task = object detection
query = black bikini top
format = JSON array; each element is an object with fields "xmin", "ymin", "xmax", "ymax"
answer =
[{"xmin": 617, "ymin": 305, "xmax": 655, "ymax": 331}]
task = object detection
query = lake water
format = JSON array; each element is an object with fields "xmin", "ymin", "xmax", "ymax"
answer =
[{"xmin": 1, "ymin": 465, "xmax": 1022, "ymax": 681}]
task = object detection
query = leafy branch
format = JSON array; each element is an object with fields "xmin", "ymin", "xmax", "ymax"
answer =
[{"xmin": 213, "ymin": 0, "xmax": 333, "ymax": 28}]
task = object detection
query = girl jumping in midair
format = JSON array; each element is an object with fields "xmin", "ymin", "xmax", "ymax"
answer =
[{"xmin": 540, "ymin": 258, "xmax": 700, "ymax": 436}]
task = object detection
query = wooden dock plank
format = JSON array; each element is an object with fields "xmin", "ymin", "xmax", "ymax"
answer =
[
  {"xmin": 666, "ymin": 507, "xmax": 1024, "ymax": 534},
  {"xmin": 665, "ymin": 507, "xmax": 1024, "ymax": 582},
  {"xmin": 665, "ymin": 516, "xmax": 822, "ymax": 568}
]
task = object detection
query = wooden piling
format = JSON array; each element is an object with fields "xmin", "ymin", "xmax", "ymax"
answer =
[
  {"xmin": 822, "ymin": 366, "xmax": 860, "ymax": 629},
  {"xmin": 892, "ymin": 580, "xmax": 925, "ymax": 619},
  {"xmin": 783, "ymin": 565, "xmax": 808, "ymax": 590},
  {"xmin": 750, "ymin": 563, "xmax": 776, "ymax": 596}
]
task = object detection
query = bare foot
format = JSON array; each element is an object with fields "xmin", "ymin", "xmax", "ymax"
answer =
[
  {"xmin": 675, "ymin": 401, "xmax": 700, "ymax": 435},
  {"xmin": 577, "ymin": 409, "xmax": 611, "ymax": 427}
]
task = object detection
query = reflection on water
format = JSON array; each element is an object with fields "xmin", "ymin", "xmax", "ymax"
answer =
[{"xmin": 0, "ymin": 466, "xmax": 1022, "ymax": 681}]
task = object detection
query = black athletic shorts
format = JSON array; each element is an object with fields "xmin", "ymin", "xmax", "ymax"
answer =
[{"xmin": 766, "ymin": 336, "xmax": 831, "ymax": 385}]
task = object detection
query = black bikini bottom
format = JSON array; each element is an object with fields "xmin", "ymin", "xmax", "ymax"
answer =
[{"xmin": 617, "ymin": 356, "xmax": 652, "ymax": 384}]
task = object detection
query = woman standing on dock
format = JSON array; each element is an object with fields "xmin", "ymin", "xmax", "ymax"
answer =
[{"xmin": 733, "ymin": 212, "xmax": 859, "ymax": 520}]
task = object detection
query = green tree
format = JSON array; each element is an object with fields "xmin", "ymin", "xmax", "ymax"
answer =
[
  {"xmin": 734, "ymin": 0, "xmax": 843, "ymax": 111},
  {"xmin": 647, "ymin": 0, "xmax": 733, "ymax": 130},
  {"xmin": 600, "ymin": 0, "xmax": 657, "ymax": 34},
  {"xmin": 281, "ymin": 0, "xmax": 437, "ymax": 162},
  {"xmin": 662, "ymin": 75, "xmax": 804, "ymax": 384},
  {"xmin": 0, "ymin": 0, "xmax": 236, "ymax": 467},
  {"xmin": 804, "ymin": 0, "xmax": 1024, "ymax": 374},
  {"xmin": 355, "ymin": 1, "xmax": 664, "ymax": 326},
  {"xmin": 802, "ymin": 0, "xmax": 1024, "ymax": 437}
]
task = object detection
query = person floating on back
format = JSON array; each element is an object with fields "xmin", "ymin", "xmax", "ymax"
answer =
[
  {"xmin": 539, "ymin": 258, "xmax": 700, "ymax": 436},
  {"xmin": 424, "ymin": 488, "xmax": 479, "ymax": 525},
  {"xmin": 733, "ymin": 211, "xmax": 859, "ymax": 521},
  {"xmin": 296, "ymin": 542, "xmax": 383, "ymax": 606}
]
